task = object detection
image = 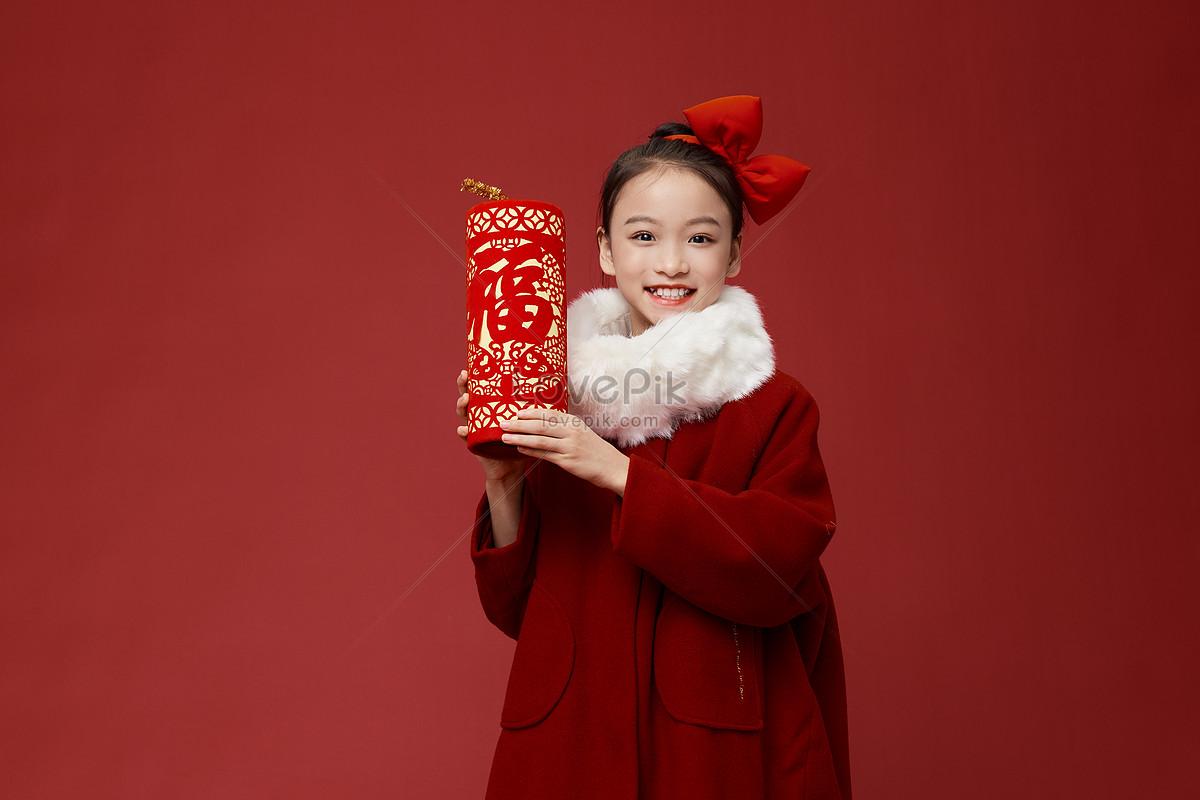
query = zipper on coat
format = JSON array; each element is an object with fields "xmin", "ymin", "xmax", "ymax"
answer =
[{"xmin": 732, "ymin": 622, "xmax": 746, "ymax": 701}]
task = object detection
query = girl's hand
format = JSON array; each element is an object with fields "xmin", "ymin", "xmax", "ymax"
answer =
[
  {"xmin": 498, "ymin": 408, "xmax": 630, "ymax": 496},
  {"xmin": 456, "ymin": 370, "xmax": 525, "ymax": 486}
]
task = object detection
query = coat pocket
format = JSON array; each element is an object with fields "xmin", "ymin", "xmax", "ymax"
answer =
[
  {"xmin": 499, "ymin": 579, "xmax": 575, "ymax": 729},
  {"xmin": 653, "ymin": 592, "xmax": 763, "ymax": 731}
]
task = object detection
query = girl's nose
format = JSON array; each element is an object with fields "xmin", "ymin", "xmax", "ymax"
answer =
[{"xmin": 659, "ymin": 245, "xmax": 689, "ymax": 276}]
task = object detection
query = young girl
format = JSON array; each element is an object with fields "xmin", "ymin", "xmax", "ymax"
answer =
[{"xmin": 455, "ymin": 95, "xmax": 850, "ymax": 800}]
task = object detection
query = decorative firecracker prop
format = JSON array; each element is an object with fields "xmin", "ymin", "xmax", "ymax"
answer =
[{"xmin": 462, "ymin": 179, "xmax": 567, "ymax": 460}]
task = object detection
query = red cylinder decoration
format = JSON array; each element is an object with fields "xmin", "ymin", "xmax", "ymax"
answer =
[{"xmin": 465, "ymin": 200, "xmax": 567, "ymax": 459}]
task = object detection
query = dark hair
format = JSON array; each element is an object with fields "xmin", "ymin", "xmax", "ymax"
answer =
[{"xmin": 599, "ymin": 122, "xmax": 744, "ymax": 236}]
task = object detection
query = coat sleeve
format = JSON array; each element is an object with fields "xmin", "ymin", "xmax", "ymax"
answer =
[
  {"xmin": 469, "ymin": 476, "xmax": 540, "ymax": 640},
  {"xmin": 611, "ymin": 387, "xmax": 836, "ymax": 628}
]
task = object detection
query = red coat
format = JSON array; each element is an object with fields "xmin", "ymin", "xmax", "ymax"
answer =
[{"xmin": 470, "ymin": 371, "xmax": 851, "ymax": 799}]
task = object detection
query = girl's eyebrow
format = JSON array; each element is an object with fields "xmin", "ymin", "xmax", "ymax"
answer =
[{"xmin": 622, "ymin": 215, "xmax": 721, "ymax": 226}]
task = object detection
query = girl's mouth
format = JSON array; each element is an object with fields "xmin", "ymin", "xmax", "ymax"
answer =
[{"xmin": 646, "ymin": 286, "xmax": 696, "ymax": 305}]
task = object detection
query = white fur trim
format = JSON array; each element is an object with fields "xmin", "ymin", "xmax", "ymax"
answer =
[{"xmin": 566, "ymin": 285, "xmax": 774, "ymax": 447}]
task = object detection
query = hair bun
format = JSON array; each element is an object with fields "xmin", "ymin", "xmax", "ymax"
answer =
[{"xmin": 649, "ymin": 121, "xmax": 694, "ymax": 140}]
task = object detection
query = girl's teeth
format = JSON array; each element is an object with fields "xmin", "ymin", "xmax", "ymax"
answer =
[{"xmin": 650, "ymin": 288, "xmax": 692, "ymax": 299}]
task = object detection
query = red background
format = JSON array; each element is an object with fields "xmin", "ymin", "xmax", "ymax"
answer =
[{"xmin": 2, "ymin": 1, "xmax": 1197, "ymax": 797}]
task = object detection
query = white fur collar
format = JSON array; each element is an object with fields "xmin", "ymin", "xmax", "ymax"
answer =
[{"xmin": 566, "ymin": 285, "xmax": 774, "ymax": 448}]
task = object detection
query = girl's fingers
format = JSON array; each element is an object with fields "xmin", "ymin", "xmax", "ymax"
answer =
[
  {"xmin": 515, "ymin": 444, "xmax": 552, "ymax": 460},
  {"xmin": 501, "ymin": 432, "xmax": 561, "ymax": 452},
  {"xmin": 515, "ymin": 407, "xmax": 563, "ymax": 421},
  {"xmin": 515, "ymin": 409, "xmax": 585, "ymax": 435},
  {"xmin": 499, "ymin": 417, "xmax": 566, "ymax": 438},
  {"xmin": 513, "ymin": 408, "xmax": 578, "ymax": 429}
]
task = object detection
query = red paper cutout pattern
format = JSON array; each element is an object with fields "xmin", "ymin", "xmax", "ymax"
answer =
[{"xmin": 465, "ymin": 200, "xmax": 566, "ymax": 459}]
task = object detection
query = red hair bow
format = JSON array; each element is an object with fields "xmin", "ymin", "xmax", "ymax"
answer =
[{"xmin": 669, "ymin": 95, "xmax": 810, "ymax": 225}]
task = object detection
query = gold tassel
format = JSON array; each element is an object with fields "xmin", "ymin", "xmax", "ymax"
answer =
[{"xmin": 460, "ymin": 178, "xmax": 507, "ymax": 201}]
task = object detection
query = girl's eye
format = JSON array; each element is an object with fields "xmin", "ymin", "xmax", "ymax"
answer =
[
  {"xmin": 690, "ymin": 234, "xmax": 713, "ymax": 244},
  {"xmin": 633, "ymin": 232, "xmax": 654, "ymax": 242}
]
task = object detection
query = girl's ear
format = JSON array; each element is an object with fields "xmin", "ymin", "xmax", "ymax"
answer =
[
  {"xmin": 597, "ymin": 226, "xmax": 616, "ymax": 276},
  {"xmin": 726, "ymin": 230, "xmax": 744, "ymax": 279}
]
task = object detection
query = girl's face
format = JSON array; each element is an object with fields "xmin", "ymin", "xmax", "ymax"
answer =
[{"xmin": 598, "ymin": 167, "xmax": 742, "ymax": 336}]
